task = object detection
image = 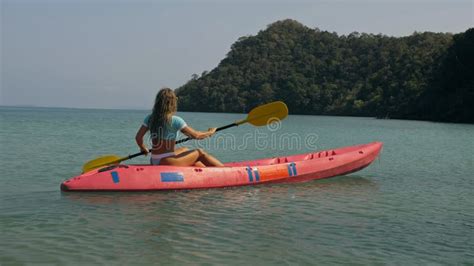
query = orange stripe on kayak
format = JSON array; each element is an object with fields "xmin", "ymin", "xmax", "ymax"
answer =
[{"xmin": 259, "ymin": 165, "xmax": 290, "ymax": 181}]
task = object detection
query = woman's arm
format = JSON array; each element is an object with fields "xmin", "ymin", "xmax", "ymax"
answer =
[
  {"xmin": 135, "ymin": 125, "xmax": 149, "ymax": 154},
  {"xmin": 181, "ymin": 126, "xmax": 216, "ymax": 140}
]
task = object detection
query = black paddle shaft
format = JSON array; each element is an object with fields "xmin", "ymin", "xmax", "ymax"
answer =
[
  {"xmin": 175, "ymin": 122, "xmax": 238, "ymax": 144},
  {"xmin": 127, "ymin": 122, "xmax": 239, "ymax": 160}
]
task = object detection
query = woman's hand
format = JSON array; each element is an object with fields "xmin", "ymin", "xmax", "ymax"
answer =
[
  {"xmin": 140, "ymin": 146, "xmax": 149, "ymax": 156},
  {"xmin": 208, "ymin": 128, "xmax": 217, "ymax": 135}
]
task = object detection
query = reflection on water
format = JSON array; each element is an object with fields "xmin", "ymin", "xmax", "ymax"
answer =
[
  {"xmin": 55, "ymin": 175, "xmax": 381, "ymax": 264},
  {"xmin": 61, "ymin": 175, "xmax": 377, "ymax": 206},
  {"xmin": 57, "ymin": 176, "xmax": 383, "ymax": 260}
]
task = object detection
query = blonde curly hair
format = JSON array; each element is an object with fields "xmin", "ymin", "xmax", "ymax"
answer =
[{"xmin": 149, "ymin": 88, "xmax": 178, "ymax": 140}]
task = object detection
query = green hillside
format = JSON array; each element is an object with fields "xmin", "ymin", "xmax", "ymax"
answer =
[{"xmin": 176, "ymin": 19, "xmax": 473, "ymax": 123}]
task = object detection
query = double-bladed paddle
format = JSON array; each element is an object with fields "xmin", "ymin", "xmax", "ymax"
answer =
[{"xmin": 82, "ymin": 101, "xmax": 288, "ymax": 173}]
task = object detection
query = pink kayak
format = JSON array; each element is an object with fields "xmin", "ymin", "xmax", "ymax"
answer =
[{"xmin": 61, "ymin": 142, "xmax": 382, "ymax": 191}]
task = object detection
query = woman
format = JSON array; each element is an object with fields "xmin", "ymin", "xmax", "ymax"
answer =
[{"xmin": 135, "ymin": 88, "xmax": 224, "ymax": 167}]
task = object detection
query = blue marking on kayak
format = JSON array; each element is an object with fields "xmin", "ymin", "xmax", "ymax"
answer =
[
  {"xmin": 291, "ymin": 163, "xmax": 297, "ymax": 176},
  {"xmin": 254, "ymin": 169, "xmax": 260, "ymax": 182},
  {"xmin": 111, "ymin": 171, "xmax": 120, "ymax": 183},
  {"xmin": 246, "ymin": 166, "xmax": 253, "ymax": 182},
  {"xmin": 160, "ymin": 172, "xmax": 184, "ymax": 182},
  {"xmin": 287, "ymin": 164, "xmax": 293, "ymax": 176}
]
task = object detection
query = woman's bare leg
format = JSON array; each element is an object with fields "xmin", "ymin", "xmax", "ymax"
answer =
[
  {"xmin": 160, "ymin": 149, "xmax": 224, "ymax": 167},
  {"xmin": 160, "ymin": 150, "xmax": 200, "ymax": 166},
  {"xmin": 196, "ymin": 149, "xmax": 224, "ymax": 167},
  {"xmin": 194, "ymin": 161, "xmax": 206, "ymax": 167},
  {"xmin": 175, "ymin": 146, "xmax": 189, "ymax": 155}
]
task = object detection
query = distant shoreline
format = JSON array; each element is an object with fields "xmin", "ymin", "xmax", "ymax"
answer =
[
  {"xmin": 3, "ymin": 105, "xmax": 474, "ymax": 125},
  {"xmin": 0, "ymin": 104, "xmax": 148, "ymax": 112}
]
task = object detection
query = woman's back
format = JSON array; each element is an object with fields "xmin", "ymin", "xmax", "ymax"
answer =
[{"xmin": 143, "ymin": 114, "xmax": 187, "ymax": 154}]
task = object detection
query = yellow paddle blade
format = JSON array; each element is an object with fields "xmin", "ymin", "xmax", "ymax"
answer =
[
  {"xmin": 238, "ymin": 101, "xmax": 289, "ymax": 126},
  {"xmin": 82, "ymin": 155, "xmax": 123, "ymax": 173}
]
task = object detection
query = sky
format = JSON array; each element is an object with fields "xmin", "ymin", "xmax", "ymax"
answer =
[{"xmin": 1, "ymin": 0, "xmax": 473, "ymax": 109}]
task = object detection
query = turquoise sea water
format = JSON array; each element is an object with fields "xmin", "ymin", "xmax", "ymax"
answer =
[{"xmin": 0, "ymin": 106, "xmax": 473, "ymax": 264}]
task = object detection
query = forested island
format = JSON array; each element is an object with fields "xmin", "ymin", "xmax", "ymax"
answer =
[{"xmin": 176, "ymin": 20, "xmax": 473, "ymax": 123}]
